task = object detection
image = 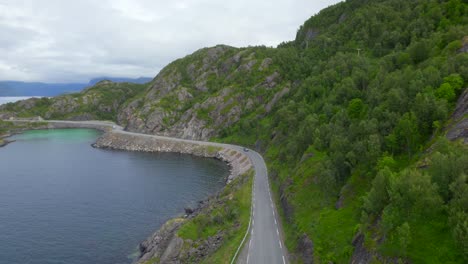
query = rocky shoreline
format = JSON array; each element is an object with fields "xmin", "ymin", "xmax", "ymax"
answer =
[
  {"xmin": 0, "ymin": 139, "xmax": 14, "ymax": 147},
  {"xmin": 91, "ymin": 130, "xmax": 252, "ymax": 263},
  {"xmin": 93, "ymin": 131, "xmax": 252, "ymax": 183},
  {"xmin": 0, "ymin": 123, "xmax": 253, "ymax": 263}
]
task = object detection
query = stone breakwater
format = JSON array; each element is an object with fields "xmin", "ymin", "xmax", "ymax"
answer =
[
  {"xmin": 93, "ymin": 131, "xmax": 252, "ymax": 183},
  {"xmin": 93, "ymin": 131, "xmax": 253, "ymax": 263},
  {"xmin": 2, "ymin": 120, "xmax": 254, "ymax": 262}
]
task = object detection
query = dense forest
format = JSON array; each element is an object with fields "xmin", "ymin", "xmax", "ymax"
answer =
[
  {"xmin": 1, "ymin": 0, "xmax": 467, "ymax": 263},
  {"xmin": 220, "ymin": 0, "xmax": 468, "ymax": 262}
]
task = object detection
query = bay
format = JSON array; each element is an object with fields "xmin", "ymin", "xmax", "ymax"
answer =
[{"xmin": 0, "ymin": 129, "xmax": 228, "ymax": 264}]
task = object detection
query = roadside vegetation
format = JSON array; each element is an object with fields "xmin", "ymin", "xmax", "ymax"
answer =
[
  {"xmin": 1, "ymin": 0, "xmax": 467, "ymax": 263},
  {"xmin": 141, "ymin": 170, "xmax": 253, "ymax": 264},
  {"xmin": 177, "ymin": 170, "xmax": 253, "ymax": 264},
  {"xmin": 219, "ymin": 0, "xmax": 468, "ymax": 262}
]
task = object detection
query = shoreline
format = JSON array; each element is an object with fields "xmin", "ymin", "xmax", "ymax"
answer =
[
  {"xmin": 0, "ymin": 122, "xmax": 253, "ymax": 263},
  {"xmin": 93, "ymin": 130, "xmax": 252, "ymax": 184},
  {"xmin": 0, "ymin": 139, "xmax": 14, "ymax": 147},
  {"xmin": 92, "ymin": 131, "xmax": 252, "ymax": 263}
]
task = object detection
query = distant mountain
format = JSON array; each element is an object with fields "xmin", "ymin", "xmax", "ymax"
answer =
[
  {"xmin": 88, "ymin": 77, "xmax": 152, "ymax": 86},
  {"xmin": 3, "ymin": 0, "xmax": 467, "ymax": 263},
  {"xmin": 0, "ymin": 77, "xmax": 153, "ymax": 97},
  {"xmin": 0, "ymin": 81, "xmax": 85, "ymax": 96}
]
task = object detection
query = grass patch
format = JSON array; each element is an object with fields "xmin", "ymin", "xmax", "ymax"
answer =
[
  {"xmin": 177, "ymin": 170, "xmax": 253, "ymax": 263},
  {"xmin": 379, "ymin": 215, "xmax": 464, "ymax": 264},
  {"xmin": 205, "ymin": 145, "xmax": 222, "ymax": 155},
  {"xmin": 268, "ymin": 146, "xmax": 370, "ymax": 263}
]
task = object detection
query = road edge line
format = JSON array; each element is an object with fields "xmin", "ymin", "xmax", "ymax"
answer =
[{"xmin": 230, "ymin": 153, "xmax": 255, "ymax": 264}]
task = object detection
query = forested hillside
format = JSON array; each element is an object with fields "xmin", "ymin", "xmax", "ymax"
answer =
[
  {"xmin": 1, "ymin": 0, "xmax": 467, "ymax": 263},
  {"xmin": 226, "ymin": 0, "xmax": 468, "ymax": 262}
]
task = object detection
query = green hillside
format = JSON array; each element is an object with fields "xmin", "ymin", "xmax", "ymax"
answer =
[{"xmin": 1, "ymin": 0, "xmax": 467, "ymax": 263}]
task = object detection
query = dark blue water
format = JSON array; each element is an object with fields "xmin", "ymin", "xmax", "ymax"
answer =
[{"xmin": 0, "ymin": 129, "xmax": 229, "ymax": 264}]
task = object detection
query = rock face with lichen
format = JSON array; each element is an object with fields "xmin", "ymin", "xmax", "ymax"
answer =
[
  {"xmin": 117, "ymin": 45, "xmax": 287, "ymax": 140},
  {"xmin": 0, "ymin": 45, "xmax": 287, "ymax": 142},
  {"xmin": 446, "ymin": 88, "xmax": 468, "ymax": 143}
]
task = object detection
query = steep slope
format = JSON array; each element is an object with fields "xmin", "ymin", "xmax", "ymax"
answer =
[
  {"xmin": 1, "ymin": 0, "xmax": 467, "ymax": 263},
  {"xmin": 117, "ymin": 45, "xmax": 287, "ymax": 140}
]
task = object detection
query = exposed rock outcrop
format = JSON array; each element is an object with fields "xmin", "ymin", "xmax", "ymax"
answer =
[
  {"xmin": 446, "ymin": 88, "xmax": 468, "ymax": 144},
  {"xmin": 458, "ymin": 36, "xmax": 468, "ymax": 53},
  {"xmin": 137, "ymin": 218, "xmax": 186, "ymax": 264},
  {"xmin": 297, "ymin": 234, "xmax": 314, "ymax": 264},
  {"xmin": 116, "ymin": 45, "xmax": 283, "ymax": 141},
  {"xmin": 350, "ymin": 232, "xmax": 405, "ymax": 264}
]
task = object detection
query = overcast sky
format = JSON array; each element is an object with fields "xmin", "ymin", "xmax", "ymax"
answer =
[{"xmin": 0, "ymin": 0, "xmax": 341, "ymax": 83}]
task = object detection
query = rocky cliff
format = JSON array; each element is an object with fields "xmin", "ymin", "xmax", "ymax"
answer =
[
  {"xmin": 1, "ymin": 45, "xmax": 287, "ymax": 142},
  {"xmin": 117, "ymin": 45, "xmax": 287, "ymax": 140},
  {"xmin": 446, "ymin": 88, "xmax": 468, "ymax": 143}
]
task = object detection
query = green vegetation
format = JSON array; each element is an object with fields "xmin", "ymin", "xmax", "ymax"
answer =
[
  {"xmin": 1, "ymin": 0, "xmax": 467, "ymax": 262},
  {"xmin": 0, "ymin": 82, "xmax": 146, "ymax": 122},
  {"xmin": 218, "ymin": 0, "xmax": 468, "ymax": 262},
  {"xmin": 204, "ymin": 145, "xmax": 222, "ymax": 155},
  {"xmin": 0, "ymin": 120, "xmax": 48, "ymax": 136},
  {"xmin": 177, "ymin": 170, "xmax": 253, "ymax": 263}
]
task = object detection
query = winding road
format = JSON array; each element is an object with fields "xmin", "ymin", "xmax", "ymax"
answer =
[{"xmin": 4, "ymin": 119, "xmax": 288, "ymax": 264}]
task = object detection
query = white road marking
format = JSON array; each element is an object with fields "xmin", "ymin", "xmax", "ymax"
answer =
[
  {"xmin": 279, "ymin": 240, "xmax": 282, "ymax": 249},
  {"xmin": 274, "ymin": 218, "xmax": 277, "ymax": 225},
  {"xmin": 276, "ymin": 228, "xmax": 279, "ymax": 236},
  {"xmin": 282, "ymin": 255, "xmax": 286, "ymax": 264},
  {"xmin": 15, "ymin": 120, "xmax": 284, "ymax": 264}
]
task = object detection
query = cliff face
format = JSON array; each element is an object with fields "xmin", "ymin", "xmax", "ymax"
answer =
[
  {"xmin": 117, "ymin": 45, "xmax": 287, "ymax": 140},
  {"xmin": 2, "ymin": 0, "xmax": 468, "ymax": 262},
  {"xmin": 1, "ymin": 45, "xmax": 287, "ymax": 142},
  {"xmin": 446, "ymin": 88, "xmax": 468, "ymax": 143}
]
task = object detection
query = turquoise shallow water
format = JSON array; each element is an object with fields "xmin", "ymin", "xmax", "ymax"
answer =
[{"xmin": 0, "ymin": 129, "xmax": 229, "ymax": 264}]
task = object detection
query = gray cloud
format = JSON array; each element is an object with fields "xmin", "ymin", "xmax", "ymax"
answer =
[{"xmin": 0, "ymin": 0, "xmax": 340, "ymax": 82}]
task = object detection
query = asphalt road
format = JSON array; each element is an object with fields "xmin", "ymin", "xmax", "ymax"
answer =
[
  {"xmin": 5, "ymin": 119, "xmax": 288, "ymax": 264},
  {"xmin": 235, "ymin": 149, "xmax": 288, "ymax": 264}
]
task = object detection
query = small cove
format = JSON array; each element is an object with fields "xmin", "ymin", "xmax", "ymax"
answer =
[{"xmin": 0, "ymin": 129, "xmax": 229, "ymax": 264}]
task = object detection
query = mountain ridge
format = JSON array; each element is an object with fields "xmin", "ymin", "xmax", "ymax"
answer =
[
  {"xmin": 1, "ymin": 0, "xmax": 467, "ymax": 263},
  {"xmin": 0, "ymin": 77, "xmax": 152, "ymax": 96}
]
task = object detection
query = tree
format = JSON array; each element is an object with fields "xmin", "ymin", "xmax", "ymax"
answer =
[
  {"xmin": 389, "ymin": 169, "xmax": 443, "ymax": 219},
  {"xmin": 396, "ymin": 222, "xmax": 411, "ymax": 257},
  {"xmin": 392, "ymin": 112, "xmax": 420, "ymax": 157},
  {"xmin": 444, "ymin": 74, "xmax": 464, "ymax": 94},
  {"xmin": 363, "ymin": 167, "xmax": 392, "ymax": 216},
  {"xmin": 435, "ymin": 83, "xmax": 456, "ymax": 102},
  {"xmin": 347, "ymin": 98, "xmax": 365, "ymax": 119},
  {"xmin": 429, "ymin": 151, "xmax": 468, "ymax": 202},
  {"xmin": 449, "ymin": 174, "xmax": 468, "ymax": 260},
  {"xmin": 412, "ymin": 92, "xmax": 448, "ymax": 138},
  {"xmin": 409, "ymin": 41, "xmax": 429, "ymax": 64}
]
